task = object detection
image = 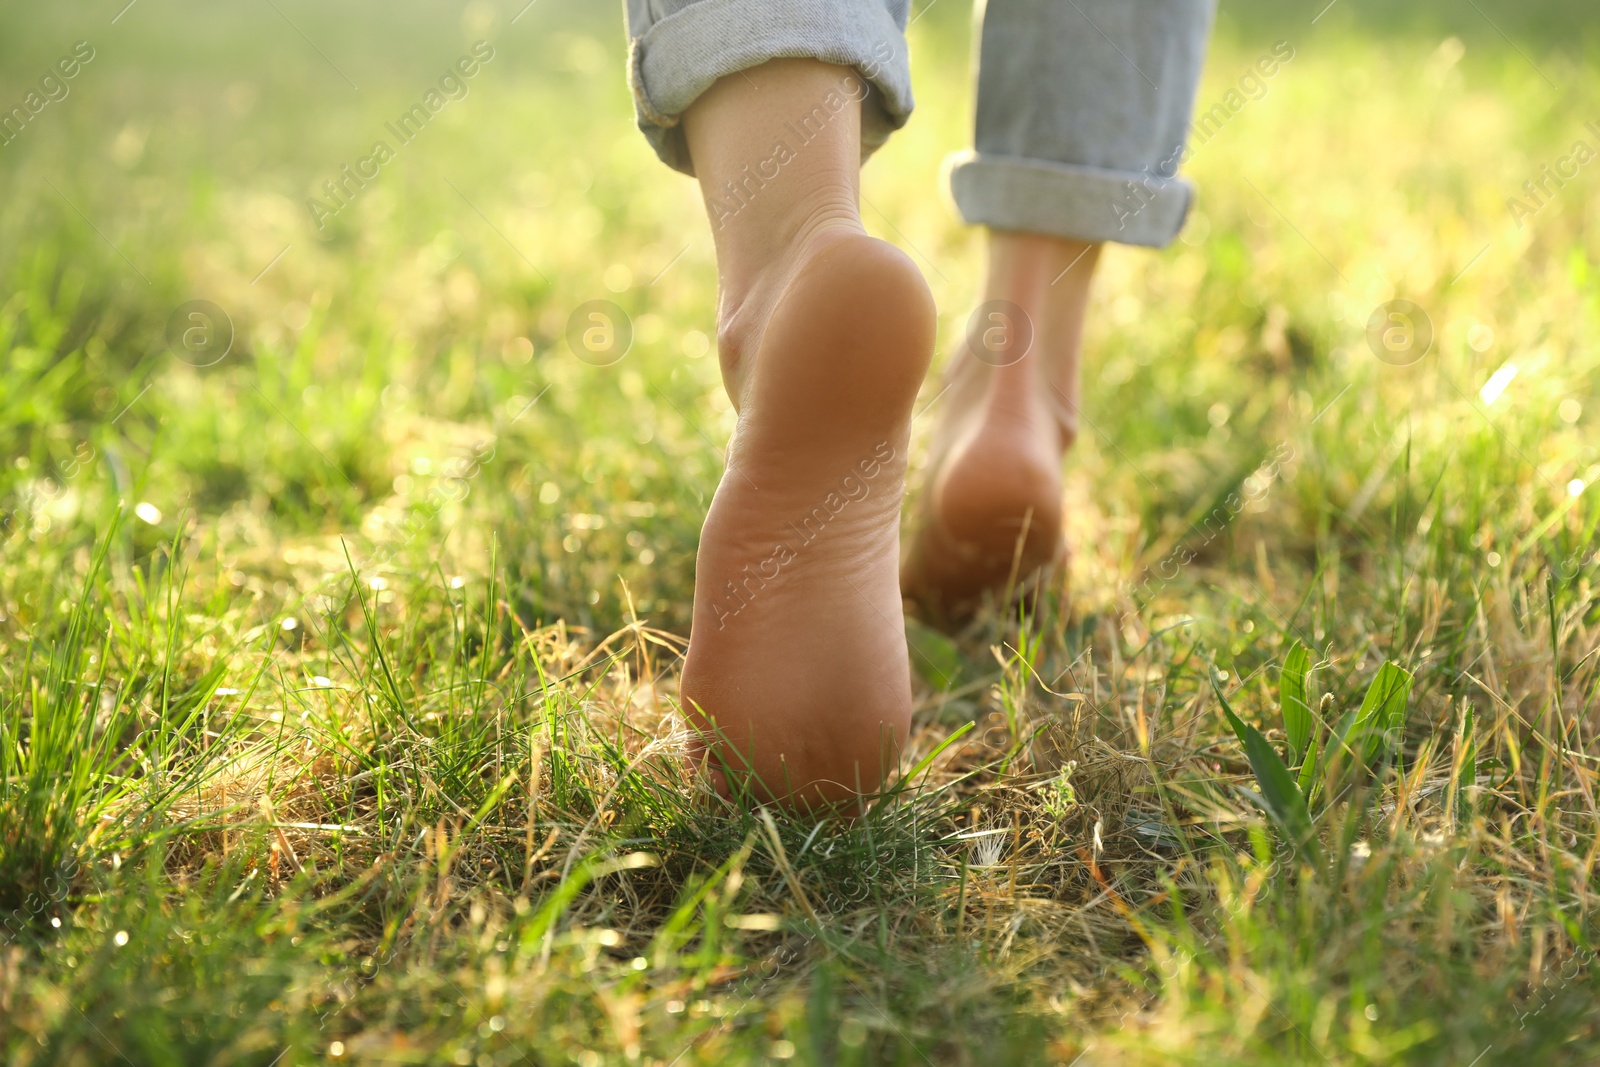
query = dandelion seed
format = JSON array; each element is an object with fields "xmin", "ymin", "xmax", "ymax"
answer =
[
  {"xmin": 971, "ymin": 833, "xmax": 1004, "ymax": 867},
  {"xmin": 134, "ymin": 502, "xmax": 162, "ymax": 524}
]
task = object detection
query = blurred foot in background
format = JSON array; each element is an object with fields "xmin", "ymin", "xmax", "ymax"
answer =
[
  {"xmin": 900, "ymin": 231, "xmax": 1099, "ymax": 622},
  {"xmin": 899, "ymin": 0, "xmax": 1214, "ymax": 623}
]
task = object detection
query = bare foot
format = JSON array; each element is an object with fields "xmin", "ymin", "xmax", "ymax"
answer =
[
  {"xmin": 901, "ymin": 232, "xmax": 1100, "ymax": 624},
  {"xmin": 680, "ymin": 223, "xmax": 935, "ymax": 807},
  {"xmin": 900, "ymin": 347, "xmax": 1068, "ymax": 622}
]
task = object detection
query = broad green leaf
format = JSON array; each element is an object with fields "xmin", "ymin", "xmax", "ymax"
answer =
[
  {"xmin": 1212, "ymin": 671, "xmax": 1318, "ymax": 859},
  {"xmin": 1243, "ymin": 721, "xmax": 1317, "ymax": 856},
  {"xmin": 1351, "ymin": 662, "xmax": 1414, "ymax": 764},
  {"xmin": 1279, "ymin": 641, "xmax": 1313, "ymax": 764}
]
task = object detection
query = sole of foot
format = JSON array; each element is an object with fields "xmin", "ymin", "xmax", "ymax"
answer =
[
  {"xmin": 900, "ymin": 355, "xmax": 1068, "ymax": 626},
  {"xmin": 680, "ymin": 225, "xmax": 935, "ymax": 809}
]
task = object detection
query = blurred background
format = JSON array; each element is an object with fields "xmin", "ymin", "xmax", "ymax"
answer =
[{"xmin": 1, "ymin": 0, "xmax": 1593, "ymax": 642}]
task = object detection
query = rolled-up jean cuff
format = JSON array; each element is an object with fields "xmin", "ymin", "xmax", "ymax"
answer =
[
  {"xmin": 628, "ymin": 0, "xmax": 913, "ymax": 177},
  {"xmin": 945, "ymin": 150, "xmax": 1194, "ymax": 248}
]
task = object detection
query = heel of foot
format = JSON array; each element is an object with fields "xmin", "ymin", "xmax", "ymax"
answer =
[
  {"xmin": 903, "ymin": 415, "xmax": 1066, "ymax": 620},
  {"xmin": 934, "ymin": 426, "xmax": 1062, "ymax": 554},
  {"xmin": 758, "ymin": 232, "xmax": 936, "ymax": 414}
]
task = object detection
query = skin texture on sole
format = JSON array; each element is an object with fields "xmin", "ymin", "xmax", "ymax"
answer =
[{"xmin": 680, "ymin": 227, "xmax": 935, "ymax": 808}]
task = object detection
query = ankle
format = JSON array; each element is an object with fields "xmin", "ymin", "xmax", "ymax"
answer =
[
  {"xmin": 681, "ymin": 59, "xmax": 866, "ymax": 293},
  {"xmin": 717, "ymin": 203, "xmax": 862, "ymax": 324},
  {"xmin": 715, "ymin": 211, "xmax": 866, "ymax": 404},
  {"xmin": 977, "ymin": 229, "xmax": 1100, "ymax": 452},
  {"xmin": 716, "ymin": 188, "xmax": 862, "ymax": 277}
]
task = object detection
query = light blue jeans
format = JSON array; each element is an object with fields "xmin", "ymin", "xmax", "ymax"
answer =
[{"xmin": 624, "ymin": 0, "xmax": 1215, "ymax": 247}]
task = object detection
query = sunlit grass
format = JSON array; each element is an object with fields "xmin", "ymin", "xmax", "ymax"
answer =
[{"xmin": 1, "ymin": 1, "xmax": 1598, "ymax": 1063}]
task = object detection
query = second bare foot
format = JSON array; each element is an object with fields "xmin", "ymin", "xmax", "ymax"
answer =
[
  {"xmin": 902, "ymin": 232, "xmax": 1099, "ymax": 625},
  {"xmin": 900, "ymin": 339, "xmax": 1068, "ymax": 622}
]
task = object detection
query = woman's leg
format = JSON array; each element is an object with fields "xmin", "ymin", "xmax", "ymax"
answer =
[
  {"xmin": 624, "ymin": 9, "xmax": 935, "ymax": 806},
  {"xmin": 902, "ymin": 0, "xmax": 1215, "ymax": 620},
  {"xmin": 676, "ymin": 60, "xmax": 935, "ymax": 809}
]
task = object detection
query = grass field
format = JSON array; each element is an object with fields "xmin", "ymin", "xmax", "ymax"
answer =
[{"xmin": 2, "ymin": 1, "xmax": 1599, "ymax": 1063}]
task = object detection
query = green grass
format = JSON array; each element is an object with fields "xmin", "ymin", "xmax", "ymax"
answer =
[{"xmin": 2, "ymin": 1, "xmax": 1598, "ymax": 1063}]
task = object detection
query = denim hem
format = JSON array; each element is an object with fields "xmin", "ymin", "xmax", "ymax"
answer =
[
  {"xmin": 628, "ymin": 0, "xmax": 913, "ymax": 177},
  {"xmin": 945, "ymin": 150, "xmax": 1194, "ymax": 248}
]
